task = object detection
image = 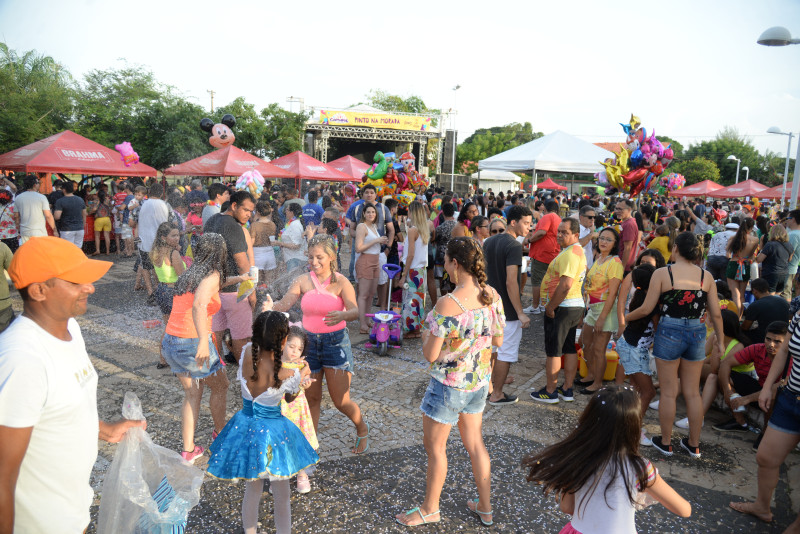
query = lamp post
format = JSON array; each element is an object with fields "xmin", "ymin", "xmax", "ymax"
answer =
[
  {"xmin": 757, "ymin": 26, "xmax": 800, "ymax": 46},
  {"xmin": 450, "ymin": 84, "xmax": 461, "ymax": 191},
  {"xmin": 727, "ymin": 155, "xmax": 741, "ymax": 184},
  {"xmin": 768, "ymin": 127, "xmax": 795, "ymax": 208},
  {"xmin": 742, "ymin": 166, "xmax": 750, "ymax": 181}
]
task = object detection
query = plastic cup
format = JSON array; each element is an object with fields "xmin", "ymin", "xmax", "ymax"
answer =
[{"xmin": 142, "ymin": 319, "xmax": 161, "ymax": 328}]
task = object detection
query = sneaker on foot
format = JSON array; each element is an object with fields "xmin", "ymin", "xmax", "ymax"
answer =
[
  {"xmin": 180, "ymin": 445, "xmax": 204, "ymax": 464},
  {"xmin": 649, "ymin": 399, "xmax": 660, "ymax": 410},
  {"xmin": 530, "ymin": 387, "xmax": 559, "ymax": 404},
  {"xmin": 531, "ymin": 305, "xmax": 545, "ymax": 315},
  {"xmin": 523, "ymin": 305, "xmax": 537, "ymax": 314},
  {"xmin": 680, "ymin": 437, "xmax": 701, "ymax": 459},
  {"xmin": 296, "ymin": 475, "xmax": 311, "ymax": 494},
  {"xmin": 675, "ymin": 417, "xmax": 703, "ymax": 430},
  {"xmin": 712, "ymin": 418, "xmax": 749, "ymax": 432},
  {"xmin": 651, "ymin": 436, "xmax": 673, "ymax": 456},
  {"xmin": 557, "ymin": 386, "xmax": 574, "ymax": 402},
  {"xmin": 640, "ymin": 429, "xmax": 653, "ymax": 447},
  {"xmin": 488, "ymin": 393, "xmax": 519, "ymax": 406}
]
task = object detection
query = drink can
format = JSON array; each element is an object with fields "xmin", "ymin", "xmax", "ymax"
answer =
[{"xmin": 249, "ymin": 266, "xmax": 259, "ymax": 282}]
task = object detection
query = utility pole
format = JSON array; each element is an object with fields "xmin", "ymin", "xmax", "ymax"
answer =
[
  {"xmin": 287, "ymin": 96, "xmax": 305, "ymax": 113},
  {"xmin": 207, "ymin": 90, "xmax": 215, "ymax": 113}
]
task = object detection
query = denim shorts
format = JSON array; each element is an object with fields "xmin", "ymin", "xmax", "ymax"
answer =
[
  {"xmin": 768, "ymin": 387, "xmax": 800, "ymax": 436},
  {"xmin": 616, "ymin": 336, "xmax": 652, "ymax": 376},
  {"xmin": 420, "ymin": 377, "xmax": 488, "ymax": 425},
  {"xmin": 306, "ymin": 328, "xmax": 355, "ymax": 374},
  {"xmin": 652, "ymin": 316, "xmax": 706, "ymax": 362},
  {"xmin": 161, "ymin": 334, "xmax": 223, "ymax": 379}
]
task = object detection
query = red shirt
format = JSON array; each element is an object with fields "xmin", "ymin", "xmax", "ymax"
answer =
[
  {"xmin": 530, "ymin": 212, "xmax": 561, "ymax": 263},
  {"xmin": 620, "ymin": 217, "xmax": 639, "ymax": 271},
  {"xmin": 733, "ymin": 344, "xmax": 772, "ymax": 386}
]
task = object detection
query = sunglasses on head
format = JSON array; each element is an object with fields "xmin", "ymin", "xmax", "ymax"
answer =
[{"xmin": 491, "ymin": 228, "xmax": 505, "ymax": 235}]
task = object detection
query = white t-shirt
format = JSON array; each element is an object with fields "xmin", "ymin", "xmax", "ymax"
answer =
[
  {"xmin": 14, "ymin": 191, "xmax": 50, "ymax": 237},
  {"xmin": 708, "ymin": 229, "xmax": 736, "ymax": 257},
  {"xmin": 0, "ymin": 316, "xmax": 99, "ymax": 533},
  {"xmin": 402, "ymin": 230, "xmax": 428, "ymax": 270},
  {"xmin": 281, "ymin": 219, "xmax": 307, "ymax": 263},
  {"xmin": 201, "ymin": 204, "xmax": 221, "ymax": 227},
  {"xmin": 138, "ymin": 198, "xmax": 170, "ymax": 252},
  {"xmin": 580, "ymin": 224, "xmax": 594, "ymax": 269}
]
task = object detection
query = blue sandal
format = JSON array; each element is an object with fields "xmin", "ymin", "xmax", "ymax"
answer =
[
  {"xmin": 396, "ymin": 506, "xmax": 441, "ymax": 526},
  {"xmin": 352, "ymin": 421, "xmax": 370, "ymax": 454},
  {"xmin": 467, "ymin": 498, "xmax": 493, "ymax": 526}
]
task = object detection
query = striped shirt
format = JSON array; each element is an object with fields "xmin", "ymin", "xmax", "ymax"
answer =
[{"xmin": 784, "ymin": 313, "xmax": 800, "ymax": 392}]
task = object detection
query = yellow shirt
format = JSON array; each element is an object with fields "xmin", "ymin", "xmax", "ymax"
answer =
[
  {"xmin": 541, "ymin": 244, "xmax": 587, "ymax": 306},
  {"xmin": 585, "ymin": 256, "xmax": 624, "ymax": 304},
  {"xmin": 648, "ymin": 235, "xmax": 672, "ymax": 262}
]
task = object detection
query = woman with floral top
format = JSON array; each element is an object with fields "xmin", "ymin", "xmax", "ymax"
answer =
[
  {"xmin": 0, "ymin": 190, "xmax": 17, "ymax": 253},
  {"xmin": 396, "ymin": 237, "xmax": 505, "ymax": 527}
]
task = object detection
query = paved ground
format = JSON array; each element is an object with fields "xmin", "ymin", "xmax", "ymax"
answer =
[{"xmin": 7, "ymin": 249, "xmax": 799, "ymax": 533}]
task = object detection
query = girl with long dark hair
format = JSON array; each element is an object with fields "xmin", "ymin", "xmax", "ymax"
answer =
[{"xmin": 726, "ymin": 218, "xmax": 759, "ymax": 315}]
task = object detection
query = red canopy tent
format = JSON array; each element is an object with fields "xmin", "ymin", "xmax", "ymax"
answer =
[
  {"xmin": 0, "ymin": 130, "xmax": 158, "ymax": 178},
  {"xmin": 758, "ymin": 182, "xmax": 798, "ymax": 201},
  {"xmin": 327, "ymin": 155, "xmax": 369, "ymax": 181},
  {"xmin": 163, "ymin": 145, "xmax": 293, "ymax": 178},
  {"xmin": 269, "ymin": 151, "xmax": 354, "ymax": 188},
  {"xmin": 670, "ymin": 179, "xmax": 724, "ymax": 198},
  {"xmin": 535, "ymin": 177, "xmax": 567, "ymax": 191},
  {"xmin": 707, "ymin": 180, "xmax": 768, "ymax": 199}
]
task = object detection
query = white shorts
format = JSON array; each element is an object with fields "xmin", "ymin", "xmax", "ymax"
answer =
[
  {"xmin": 378, "ymin": 252, "xmax": 388, "ymax": 285},
  {"xmin": 253, "ymin": 246, "xmax": 277, "ymax": 271},
  {"xmin": 497, "ymin": 320, "xmax": 523, "ymax": 363}
]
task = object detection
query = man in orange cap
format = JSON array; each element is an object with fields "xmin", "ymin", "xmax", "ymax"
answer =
[{"xmin": 0, "ymin": 237, "xmax": 146, "ymax": 533}]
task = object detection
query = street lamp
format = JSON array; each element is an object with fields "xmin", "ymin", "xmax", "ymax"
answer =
[
  {"xmin": 727, "ymin": 155, "xmax": 741, "ymax": 184},
  {"xmin": 450, "ymin": 84, "xmax": 461, "ymax": 191},
  {"xmin": 768, "ymin": 127, "xmax": 795, "ymax": 208},
  {"xmin": 742, "ymin": 166, "xmax": 750, "ymax": 181},
  {"xmin": 757, "ymin": 26, "xmax": 800, "ymax": 46}
]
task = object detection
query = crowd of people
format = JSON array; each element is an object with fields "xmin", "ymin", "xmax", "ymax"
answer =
[{"xmin": 1, "ymin": 170, "xmax": 799, "ymax": 533}]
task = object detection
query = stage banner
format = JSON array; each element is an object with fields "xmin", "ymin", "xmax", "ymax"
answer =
[{"xmin": 319, "ymin": 110, "xmax": 433, "ymax": 131}]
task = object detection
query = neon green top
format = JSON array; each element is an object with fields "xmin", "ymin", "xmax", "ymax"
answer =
[
  {"xmin": 723, "ymin": 338, "xmax": 755, "ymax": 374},
  {"xmin": 154, "ymin": 259, "xmax": 185, "ymax": 284}
]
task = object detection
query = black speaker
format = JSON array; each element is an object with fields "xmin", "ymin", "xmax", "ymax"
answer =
[{"xmin": 442, "ymin": 129, "xmax": 458, "ymax": 173}]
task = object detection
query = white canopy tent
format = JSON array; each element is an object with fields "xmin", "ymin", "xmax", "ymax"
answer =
[
  {"xmin": 471, "ymin": 169, "xmax": 521, "ymax": 193},
  {"xmin": 478, "ymin": 130, "xmax": 615, "ymax": 188}
]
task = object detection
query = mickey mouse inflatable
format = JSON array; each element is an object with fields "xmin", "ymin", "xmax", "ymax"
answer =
[{"xmin": 200, "ymin": 114, "xmax": 237, "ymax": 148}]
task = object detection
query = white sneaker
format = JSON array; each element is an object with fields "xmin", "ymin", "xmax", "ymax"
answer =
[
  {"xmin": 532, "ymin": 305, "xmax": 545, "ymax": 315},
  {"xmin": 523, "ymin": 305, "xmax": 537, "ymax": 314},
  {"xmin": 649, "ymin": 400, "xmax": 659, "ymax": 410},
  {"xmin": 675, "ymin": 417, "xmax": 704, "ymax": 430},
  {"xmin": 640, "ymin": 429, "xmax": 653, "ymax": 447}
]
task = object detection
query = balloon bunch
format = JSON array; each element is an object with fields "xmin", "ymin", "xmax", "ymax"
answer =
[
  {"xmin": 236, "ymin": 169, "xmax": 265, "ymax": 197},
  {"xmin": 362, "ymin": 150, "xmax": 428, "ymax": 200},
  {"xmin": 114, "ymin": 142, "xmax": 139, "ymax": 167},
  {"xmin": 660, "ymin": 172, "xmax": 686, "ymax": 192},
  {"xmin": 595, "ymin": 114, "xmax": 677, "ymax": 197}
]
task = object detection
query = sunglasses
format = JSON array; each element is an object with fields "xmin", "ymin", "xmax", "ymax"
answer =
[
  {"xmin": 491, "ymin": 228, "xmax": 505, "ymax": 235},
  {"xmin": 584, "ymin": 215, "xmax": 596, "ymax": 219}
]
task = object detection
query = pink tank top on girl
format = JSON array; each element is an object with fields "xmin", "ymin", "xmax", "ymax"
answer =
[{"xmin": 301, "ymin": 272, "xmax": 346, "ymax": 334}]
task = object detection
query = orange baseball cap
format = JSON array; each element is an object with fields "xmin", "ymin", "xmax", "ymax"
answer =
[{"xmin": 9, "ymin": 236, "xmax": 112, "ymax": 289}]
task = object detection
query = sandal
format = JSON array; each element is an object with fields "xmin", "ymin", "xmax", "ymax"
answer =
[
  {"xmin": 156, "ymin": 362, "xmax": 169, "ymax": 369},
  {"xmin": 467, "ymin": 498, "xmax": 493, "ymax": 526},
  {"xmin": 352, "ymin": 421, "xmax": 370, "ymax": 454},
  {"xmin": 395, "ymin": 507, "xmax": 440, "ymax": 526}
]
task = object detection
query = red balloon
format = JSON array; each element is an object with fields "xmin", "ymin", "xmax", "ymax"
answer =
[
  {"xmin": 651, "ymin": 162, "xmax": 664, "ymax": 175},
  {"xmin": 622, "ymin": 167, "xmax": 648, "ymax": 185}
]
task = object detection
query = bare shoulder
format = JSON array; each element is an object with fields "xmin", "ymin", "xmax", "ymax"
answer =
[{"xmin": 434, "ymin": 294, "xmax": 462, "ymax": 316}]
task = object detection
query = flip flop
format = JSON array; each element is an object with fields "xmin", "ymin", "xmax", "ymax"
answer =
[
  {"xmin": 353, "ymin": 421, "xmax": 370, "ymax": 454},
  {"xmin": 395, "ymin": 507, "xmax": 440, "ymax": 526},
  {"xmin": 467, "ymin": 498, "xmax": 493, "ymax": 526}
]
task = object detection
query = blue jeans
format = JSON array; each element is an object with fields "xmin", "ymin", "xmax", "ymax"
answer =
[
  {"xmin": 305, "ymin": 328, "xmax": 355, "ymax": 374},
  {"xmin": 419, "ymin": 377, "xmax": 488, "ymax": 425},
  {"xmin": 768, "ymin": 387, "xmax": 800, "ymax": 435},
  {"xmin": 652, "ymin": 316, "xmax": 706, "ymax": 362},
  {"xmin": 161, "ymin": 334, "xmax": 223, "ymax": 378}
]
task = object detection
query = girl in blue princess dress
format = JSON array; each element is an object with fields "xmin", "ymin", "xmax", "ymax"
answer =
[{"xmin": 207, "ymin": 311, "xmax": 319, "ymax": 534}]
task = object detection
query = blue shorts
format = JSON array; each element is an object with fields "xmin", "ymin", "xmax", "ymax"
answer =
[
  {"xmin": 616, "ymin": 336, "xmax": 652, "ymax": 376},
  {"xmin": 652, "ymin": 317, "xmax": 706, "ymax": 362},
  {"xmin": 768, "ymin": 387, "xmax": 800, "ymax": 436},
  {"xmin": 161, "ymin": 334, "xmax": 223, "ymax": 379},
  {"xmin": 306, "ymin": 328, "xmax": 355, "ymax": 374},
  {"xmin": 420, "ymin": 377, "xmax": 488, "ymax": 425}
]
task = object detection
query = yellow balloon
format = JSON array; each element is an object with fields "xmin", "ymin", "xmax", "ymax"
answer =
[
  {"xmin": 617, "ymin": 147, "xmax": 630, "ymax": 176},
  {"xmin": 629, "ymin": 114, "xmax": 642, "ymax": 131}
]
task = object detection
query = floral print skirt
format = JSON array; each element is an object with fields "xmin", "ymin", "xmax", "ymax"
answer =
[{"xmin": 403, "ymin": 268, "xmax": 426, "ymax": 333}]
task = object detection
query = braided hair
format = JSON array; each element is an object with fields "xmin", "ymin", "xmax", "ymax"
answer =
[
  {"xmin": 250, "ymin": 311, "xmax": 290, "ymax": 385},
  {"xmin": 445, "ymin": 237, "xmax": 493, "ymax": 306}
]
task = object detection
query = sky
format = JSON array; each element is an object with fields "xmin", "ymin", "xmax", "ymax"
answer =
[{"xmin": 2, "ymin": 0, "xmax": 799, "ymax": 161}]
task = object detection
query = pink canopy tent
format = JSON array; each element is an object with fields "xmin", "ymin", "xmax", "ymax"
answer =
[
  {"xmin": 327, "ymin": 155, "xmax": 369, "ymax": 181},
  {"xmin": 707, "ymin": 180, "xmax": 767, "ymax": 199},
  {"xmin": 536, "ymin": 177, "xmax": 567, "ymax": 191},
  {"xmin": 758, "ymin": 182, "xmax": 798, "ymax": 201},
  {"xmin": 670, "ymin": 179, "xmax": 724, "ymax": 197},
  {"xmin": 162, "ymin": 145, "xmax": 293, "ymax": 178},
  {"xmin": 269, "ymin": 151, "xmax": 354, "ymax": 189}
]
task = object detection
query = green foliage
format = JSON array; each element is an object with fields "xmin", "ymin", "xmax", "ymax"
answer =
[
  {"xmin": 682, "ymin": 127, "xmax": 767, "ymax": 185},
  {"xmin": 456, "ymin": 123, "xmax": 544, "ymax": 174},
  {"xmin": 0, "ymin": 42, "xmax": 75, "ymax": 154},
  {"xmin": 670, "ymin": 156, "xmax": 720, "ymax": 185},
  {"xmin": 215, "ymin": 97, "xmax": 269, "ymax": 156},
  {"xmin": 260, "ymin": 103, "xmax": 310, "ymax": 159},
  {"xmin": 657, "ymin": 136, "xmax": 684, "ymax": 160}
]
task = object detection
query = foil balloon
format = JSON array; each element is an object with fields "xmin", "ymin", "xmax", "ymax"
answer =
[
  {"xmin": 397, "ymin": 190, "xmax": 416, "ymax": 207},
  {"xmin": 630, "ymin": 149, "xmax": 644, "ymax": 168},
  {"xmin": 594, "ymin": 171, "xmax": 609, "ymax": 186},
  {"xmin": 623, "ymin": 167, "xmax": 648, "ymax": 185},
  {"xmin": 114, "ymin": 141, "xmax": 139, "ymax": 166},
  {"xmin": 236, "ymin": 169, "xmax": 265, "ymax": 196},
  {"xmin": 364, "ymin": 151, "xmax": 389, "ymax": 181},
  {"xmin": 200, "ymin": 114, "xmax": 236, "ymax": 148}
]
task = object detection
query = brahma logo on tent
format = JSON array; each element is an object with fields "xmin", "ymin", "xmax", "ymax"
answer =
[
  {"xmin": 57, "ymin": 149, "xmax": 112, "ymax": 162},
  {"xmin": 235, "ymin": 160, "xmax": 259, "ymax": 167},
  {"xmin": 307, "ymin": 165, "xmax": 327, "ymax": 173},
  {"xmin": 199, "ymin": 158, "xmax": 222, "ymax": 165}
]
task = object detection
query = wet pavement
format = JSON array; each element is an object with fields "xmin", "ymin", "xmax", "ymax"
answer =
[{"xmin": 6, "ymin": 249, "xmax": 798, "ymax": 533}]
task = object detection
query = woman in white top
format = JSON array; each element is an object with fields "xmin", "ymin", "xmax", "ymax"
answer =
[
  {"xmin": 398, "ymin": 201, "xmax": 433, "ymax": 337},
  {"xmin": 276, "ymin": 203, "xmax": 309, "ymax": 272},
  {"xmin": 355, "ymin": 203, "xmax": 388, "ymax": 333}
]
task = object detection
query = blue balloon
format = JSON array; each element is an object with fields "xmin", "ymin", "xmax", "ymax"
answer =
[{"xmin": 630, "ymin": 149, "xmax": 644, "ymax": 167}]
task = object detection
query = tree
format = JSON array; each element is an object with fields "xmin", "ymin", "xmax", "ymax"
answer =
[
  {"xmin": 657, "ymin": 136, "xmax": 684, "ymax": 160},
  {"xmin": 214, "ymin": 97, "xmax": 269, "ymax": 156},
  {"xmin": 0, "ymin": 42, "xmax": 75, "ymax": 154},
  {"xmin": 260, "ymin": 103, "xmax": 310, "ymax": 160},
  {"xmin": 456, "ymin": 123, "xmax": 544, "ymax": 174},
  {"xmin": 670, "ymin": 156, "xmax": 720, "ymax": 185},
  {"xmin": 682, "ymin": 127, "xmax": 768, "ymax": 185}
]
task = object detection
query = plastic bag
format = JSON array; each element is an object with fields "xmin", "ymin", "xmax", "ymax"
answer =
[{"xmin": 97, "ymin": 392, "xmax": 204, "ymax": 534}]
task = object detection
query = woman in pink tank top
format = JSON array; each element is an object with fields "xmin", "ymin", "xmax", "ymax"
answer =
[{"xmin": 264, "ymin": 234, "xmax": 370, "ymax": 454}]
